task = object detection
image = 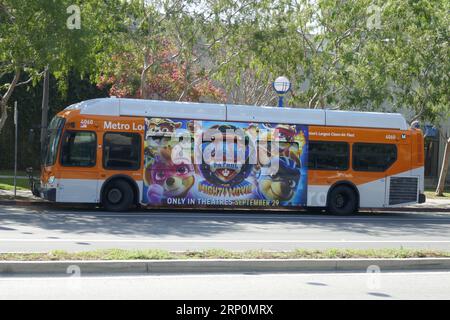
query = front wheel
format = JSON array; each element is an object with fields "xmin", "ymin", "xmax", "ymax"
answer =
[
  {"xmin": 327, "ymin": 185, "xmax": 358, "ymax": 215},
  {"xmin": 102, "ymin": 180, "xmax": 133, "ymax": 212}
]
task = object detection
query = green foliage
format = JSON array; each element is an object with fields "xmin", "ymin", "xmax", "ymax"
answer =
[
  {"xmin": 0, "ymin": 0, "xmax": 101, "ymax": 84},
  {"xmin": 0, "ymin": 0, "xmax": 448, "ymax": 135},
  {"xmin": 212, "ymin": 0, "xmax": 449, "ymax": 122},
  {"xmin": 0, "ymin": 70, "xmax": 108, "ymax": 170},
  {"xmin": 93, "ymin": 0, "xmax": 234, "ymax": 101}
]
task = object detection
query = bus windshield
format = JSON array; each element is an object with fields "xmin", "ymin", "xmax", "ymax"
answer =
[{"xmin": 43, "ymin": 116, "xmax": 65, "ymax": 166}]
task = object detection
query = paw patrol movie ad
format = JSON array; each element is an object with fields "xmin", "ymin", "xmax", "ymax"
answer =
[{"xmin": 143, "ymin": 118, "xmax": 308, "ymax": 208}]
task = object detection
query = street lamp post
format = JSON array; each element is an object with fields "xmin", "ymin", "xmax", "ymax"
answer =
[{"xmin": 273, "ymin": 76, "xmax": 291, "ymax": 108}]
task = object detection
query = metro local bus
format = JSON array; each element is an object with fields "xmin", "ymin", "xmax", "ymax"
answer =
[{"xmin": 33, "ymin": 97, "xmax": 425, "ymax": 214}]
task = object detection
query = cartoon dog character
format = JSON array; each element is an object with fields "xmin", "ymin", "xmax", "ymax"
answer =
[
  {"xmin": 145, "ymin": 150, "xmax": 195, "ymax": 204},
  {"xmin": 147, "ymin": 118, "xmax": 182, "ymax": 135},
  {"xmin": 258, "ymin": 156, "xmax": 301, "ymax": 202},
  {"xmin": 145, "ymin": 118, "xmax": 182, "ymax": 148},
  {"xmin": 145, "ymin": 118, "xmax": 183, "ymax": 160},
  {"xmin": 263, "ymin": 124, "xmax": 297, "ymax": 142},
  {"xmin": 199, "ymin": 124, "xmax": 254, "ymax": 187},
  {"xmin": 262, "ymin": 124, "xmax": 304, "ymax": 167}
]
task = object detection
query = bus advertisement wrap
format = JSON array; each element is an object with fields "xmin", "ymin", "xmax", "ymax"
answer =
[{"xmin": 143, "ymin": 118, "xmax": 308, "ymax": 208}]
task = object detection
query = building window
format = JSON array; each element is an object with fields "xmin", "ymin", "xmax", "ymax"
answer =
[
  {"xmin": 60, "ymin": 131, "xmax": 96, "ymax": 167},
  {"xmin": 353, "ymin": 143, "xmax": 397, "ymax": 172},
  {"xmin": 103, "ymin": 132, "xmax": 141, "ymax": 170},
  {"xmin": 308, "ymin": 141, "xmax": 349, "ymax": 170}
]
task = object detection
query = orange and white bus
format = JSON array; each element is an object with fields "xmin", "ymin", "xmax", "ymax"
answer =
[{"xmin": 34, "ymin": 98, "xmax": 425, "ymax": 214}]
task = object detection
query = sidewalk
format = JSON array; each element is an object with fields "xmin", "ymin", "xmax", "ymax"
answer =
[
  {"xmin": 0, "ymin": 189, "xmax": 40, "ymax": 201},
  {"xmin": 405, "ymin": 198, "xmax": 450, "ymax": 210},
  {"xmin": 0, "ymin": 175, "xmax": 28, "ymax": 180}
]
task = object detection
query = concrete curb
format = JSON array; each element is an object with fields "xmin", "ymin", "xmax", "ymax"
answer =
[
  {"xmin": 1, "ymin": 258, "xmax": 450, "ymax": 275},
  {"xmin": 0, "ymin": 200, "xmax": 449, "ymax": 212},
  {"xmin": 368, "ymin": 207, "xmax": 450, "ymax": 213}
]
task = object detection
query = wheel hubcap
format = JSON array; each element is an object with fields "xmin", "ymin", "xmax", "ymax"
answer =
[
  {"xmin": 335, "ymin": 194, "xmax": 346, "ymax": 208},
  {"xmin": 108, "ymin": 188, "xmax": 123, "ymax": 204}
]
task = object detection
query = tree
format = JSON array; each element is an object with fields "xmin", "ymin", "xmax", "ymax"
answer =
[
  {"xmin": 97, "ymin": 43, "xmax": 225, "ymax": 102},
  {"xmin": 217, "ymin": 0, "xmax": 449, "ymax": 119},
  {"xmin": 216, "ymin": 0, "xmax": 377, "ymax": 108},
  {"xmin": 436, "ymin": 138, "xmax": 450, "ymax": 196},
  {"xmin": 0, "ymin": 0, "xmax": 119, "ymax": 133},
  {"xmin": 94, "ymin": 0, "xmax": 259, "ymax": 103},
  {"xmin": 0, "ymin": 70, "xmax": 108, "ymax": 170},
  {"xmin": 360, "ymin": 0, "xmax": 449, "ymax": 122}
]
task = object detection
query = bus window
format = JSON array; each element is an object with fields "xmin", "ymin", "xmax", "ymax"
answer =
[
  {"xmin": 43, "ymin": 116, "xmax": 65, "ymax": 166},
  {"xmin": 308, "ymin": 141, "xmax": 349, "ymax": 170},
  {"xmin": 353, "ymin": 143, "xmax": 397, "ymax": 172},
  {"xmin": 60, "ymin": 131, "xmax": 96, "ymax": 167},
  {"xmin": 103, "ymin": 132, "xmax": 141, "ymax": 170}
]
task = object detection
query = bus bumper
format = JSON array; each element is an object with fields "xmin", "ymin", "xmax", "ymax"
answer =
[
  {"xmin": 419, "ymin": 193, "xmax": 426, "ymax": 204},
  {"xmin": 40, "ymin": 188, "xmax": 56, "ymax": 202}
]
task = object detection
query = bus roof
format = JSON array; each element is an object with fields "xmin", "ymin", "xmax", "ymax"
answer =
[{"xmin": 66, "ymin": 98, "xmax": 409, "ymax": 130}]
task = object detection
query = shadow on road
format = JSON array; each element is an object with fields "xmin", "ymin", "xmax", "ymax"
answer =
[{"xmin": 0, "ymin": 203, "xmax": 449, "ymax": 240}]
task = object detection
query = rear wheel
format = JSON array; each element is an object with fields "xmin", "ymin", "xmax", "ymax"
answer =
[
  {"xmin": 327, "ymin": 185, "xmax": 358, "ymax": 215},
  {"xmin": 102, "ymin": 180, "xmax": 133, "ymax": 212}
]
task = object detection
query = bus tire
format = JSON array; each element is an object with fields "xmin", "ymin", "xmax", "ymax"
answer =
[
  {"xmin": 102, "ymin": 179, "xmax": 133, "ymax": 212},
  {"xmin": 327, "ymin": 185, "xmax": 358, "ymax": 215}
]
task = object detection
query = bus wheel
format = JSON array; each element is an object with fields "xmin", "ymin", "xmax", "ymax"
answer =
[
  {"xmin": 102, "ymin": 180, "xmax": 133, "ymax": 212},
  {"xmin": 327, "ymin": 185, "xmax": 358, "ymax": 215}
]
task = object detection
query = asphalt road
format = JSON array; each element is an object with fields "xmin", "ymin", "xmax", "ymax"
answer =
[
  {"xmin": 1, "ymin": 204, "xmax": 450, "ymax": 252},
  {"xmin": 1, "ymin": 271, "xmax": 449, "ymax": 299}
]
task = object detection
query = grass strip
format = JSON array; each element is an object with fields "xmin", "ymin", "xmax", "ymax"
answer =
[
  {"xmin": 0, "ymin": 180, "xmax": 30, "ymax": 190},
  {"xmin": 1, "ymin": 248, "xmax": 450, "ymax": 261},
  {"xmin": 424, "ymin": 189, "xmax": 449, "ymax": 199}
]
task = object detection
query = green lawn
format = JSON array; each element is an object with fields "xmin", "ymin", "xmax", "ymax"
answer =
[
  {"xmin": 425, "ymin": 187, "xmax": 449, "ymax": 199},
  {"xmin": 1, "ymin": 248, "xmax": 450, "ymax": 261},
  {"xmin": 0, "ymin": 170, "xmax": 33, "ymax": 190},
  {"xmin": 0, "ymin": 179, "xmax": 30, "ymax": 190}
]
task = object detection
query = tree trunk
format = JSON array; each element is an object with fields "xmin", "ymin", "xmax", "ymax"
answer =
[
  {"xmin": 0, "ymin": 68, "xmax": 21, "ymax": 133},
  {"xmin": 140, "ymin": 51, "xmax": 152, "ymax": 100},
  {"xmin": 435, "ymin": 137, "xmax": 450, "ymax": 196},
  {"xmin": 140, "ymin": 65, "xmax": 149, "ymax": 99},
  {"xmin": 40, "ymin": 66, "xmax": 50, "ymax": 158},
  {"xmin": 0, "ymin": 100, "xmax": 7, "ymax": 133}
]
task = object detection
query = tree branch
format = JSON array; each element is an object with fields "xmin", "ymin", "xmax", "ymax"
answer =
[
  {"xmin": 1, "ymin": 67, "xmax": 21, "ymax": 103},
  {"xmin": 0, "ymin": 67, "xmax": 21, "ymax": 132},
  {"xmin": 0, "ymin": 3, "xmax": 15, "ymax": 22},
  {"xmin": 15, "ymin": 70, "xmax": 45, "ymax": 87},
  {"xmin": 178, "ymin": 51, "xmax": 240, "ymax": 101}
]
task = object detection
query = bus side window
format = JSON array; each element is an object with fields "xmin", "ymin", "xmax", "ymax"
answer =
[
  {"xmin": 352, "ymin": 143, "xmax": 397, "ymax": 172},
  {"xmin": 60, "ymin": 131, "xmax": 97, "ymax": 167},
  {"xmin": 308, "ymin": 141, "xmax": 349, "ymax": 170},
  {"xmin": 103, "ymin": 132, "xmax": 141, "ymax": 170}
]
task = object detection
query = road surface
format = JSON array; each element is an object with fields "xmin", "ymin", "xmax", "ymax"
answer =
[
  {"xmin": 1, "ymin": 271, "xmax": 449, "ymax": 299},
  {"xmin": 0, "ymin": 204, "xmax": 450, "ymax": 252}
]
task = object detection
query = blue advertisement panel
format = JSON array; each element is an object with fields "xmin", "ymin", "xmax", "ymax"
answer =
[{"xmin": 143, "ymin": 118, "xmax": 308, "ymax": 208}]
